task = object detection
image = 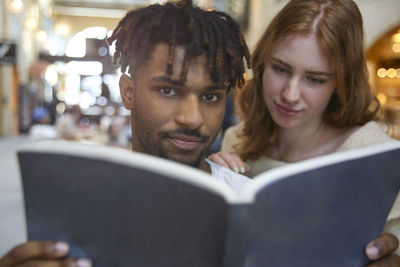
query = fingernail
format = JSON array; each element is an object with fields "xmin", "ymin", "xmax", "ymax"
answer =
[
  {"xmin": 233, "ymin": 166, "xmax": 239, "ymax": 173},
  {"xmin": 54, "ymin": 242, "xmax": 69, "ymax": 253},
  {"xmin": 77, "ymin": 258, "xmax": 92, "ymax": 267},
  {"xmin": 366, "ymin": 245, "xmax": 379, "ymax": 259},
  {"xmin": 240, "ymin": 166, "xmax": 245, "ymax": 173}
]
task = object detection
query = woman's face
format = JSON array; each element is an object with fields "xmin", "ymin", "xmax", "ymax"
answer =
[{"xmin": 262, "ymin": 34, "xmax": 336, "ymax": 130}]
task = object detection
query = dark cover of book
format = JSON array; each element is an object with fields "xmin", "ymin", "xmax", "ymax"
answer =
[{"xmin": 18, "ymin": 140, "xmax": 400, "ymax": 267}]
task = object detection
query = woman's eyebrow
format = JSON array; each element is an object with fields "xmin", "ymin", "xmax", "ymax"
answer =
[{"xmin": 271, "ymin": 57, "xmax": 333, "ymax": 76}]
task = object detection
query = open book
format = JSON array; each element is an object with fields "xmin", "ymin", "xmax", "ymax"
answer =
[{"xmin": 18, "ymin": 140, "xmax": 400, "ymax": 267}]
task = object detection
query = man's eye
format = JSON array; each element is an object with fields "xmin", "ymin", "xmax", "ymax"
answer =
[
  {"xmin": 202, "ymin": 93, "xmax": 220, "ymax": 102},
  {"xmin": 159, "ymin": 88, "xmax": 178, "ymax": 97}
]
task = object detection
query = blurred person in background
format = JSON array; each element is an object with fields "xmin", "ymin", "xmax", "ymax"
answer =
[
  {"xmin": 54, "ymin": 105, "xmax": 81, "ymax": 140},
  {"xmin": 28, "ymin": 106, "xmax": 57, "ymax": 141},
  {"xmin": 106, "ymin": 116, "xmax": 130, "ymax": 148},
  {"xmin": 55, "ymin": 105, "xmax": 98, "ymax": 141}
]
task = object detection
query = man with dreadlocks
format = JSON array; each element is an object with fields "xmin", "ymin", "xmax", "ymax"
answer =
[
  {"xmin": 107, "ymin": 0, "xmax": 250, "ymax": 175},
  {"xmin": 0, "ymin": 0, "xmax": 398, "ymax": 266}
]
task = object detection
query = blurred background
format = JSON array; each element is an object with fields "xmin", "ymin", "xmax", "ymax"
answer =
[{"xmin": 0, "ymin": 0, "xmax": 399, "ymax": 147}]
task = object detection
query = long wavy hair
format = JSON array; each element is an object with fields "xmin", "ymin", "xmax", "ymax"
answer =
[{"xmin": 237, "ymin": 0, "xmax": 379, "ymax": 161}]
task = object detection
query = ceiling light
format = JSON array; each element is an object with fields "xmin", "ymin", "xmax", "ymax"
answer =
[
  {"xmin": 377, "ymin": 68, "xmax": 387, "ymax": 78},
  {"xmin": 36, "ymin": 31, "xmax": 47, "ymax": 42},
  {"xmin": 9, "ymin": 0, "xmax": 24, "ymax": 13},
  {"xmin": 392, "ymin": 33, "xmax": 400, "ymax": 43},
  {"xmin": 387, "ymin": 68, "xmax": 397, "ymax": 78},
  {"xmin": 55, "ymin": 23, "xmax": 70, "ymax": 36},
  {"xmin": 25, "ymin": 18, "xmax": 37, "ymax": 30},
  {"xmin": 45, "ymin": 64, "xmax": 59, "ymax": 86},
  {"xmin": 393, "ymin": 43, "xmax": 400, "ymax": 53}
]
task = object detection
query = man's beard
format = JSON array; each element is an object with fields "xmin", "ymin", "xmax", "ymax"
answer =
[
  {"xmin": 133, "ymin": 112, "xmax": 212, "ymax": 168},
  {"xmin": 158, "ymin": 145, "xmax": 205, "ymax": 168}
]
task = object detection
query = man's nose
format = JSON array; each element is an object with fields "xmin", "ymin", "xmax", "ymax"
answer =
[
  {"xmin": 175, "ymin": 95, "xmax": 204, "ymax": 129},
  {"xmin": 282, "ymin": 77, "xmax": 301, "ymax": 104}
]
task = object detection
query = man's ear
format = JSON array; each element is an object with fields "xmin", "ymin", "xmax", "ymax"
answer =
[{"xmin": 119, "ymin": 74, "xmax": 135, "ymax": 110}]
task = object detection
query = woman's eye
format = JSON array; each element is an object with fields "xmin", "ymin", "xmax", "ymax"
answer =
[
  {"xmin": 307, "ymin": 76, "xmax": 326, "ymax": 84},
  {"xmin": 159, "ymin": 88, "xmax": 177, "ymax": 96},
  {"xmin": 272, "ymin": 64, "xmax": 289, "ymax": 74},
  {"xmin": 202, "ymin": 93, "xmax": 220, "ymax": 102}
]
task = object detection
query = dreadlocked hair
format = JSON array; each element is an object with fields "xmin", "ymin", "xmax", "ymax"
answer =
[{"xmin": 107, "ymin": 0, "xmax": 250, "ymax": 91}]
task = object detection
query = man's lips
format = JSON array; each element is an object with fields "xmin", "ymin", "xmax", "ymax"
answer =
[
  {"xmin": 166, "ymin": 134, "xmax": 207, "ymax": 150},
  {"xmin": 274, "ymin": 101, "xmax": 302, "ymax": 116}
]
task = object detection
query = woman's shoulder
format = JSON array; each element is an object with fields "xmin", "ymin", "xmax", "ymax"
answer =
[
  {"xmin": 247, "ymin": 156, "xmax": 287, "ymax": 178},
  {"xmin": 337, "ymin": 121, "xmax": 394, "ymax": 152},
  {"xmin": 221, "ymin": 123, "xmax": 245, "ymax": 153}
]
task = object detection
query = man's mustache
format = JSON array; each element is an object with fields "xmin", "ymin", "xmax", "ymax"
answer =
[{"xmin": 161, "ymin": 128, "xmax": 210, "ymax": 142}]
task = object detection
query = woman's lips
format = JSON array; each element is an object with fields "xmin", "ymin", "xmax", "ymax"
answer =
[{"xmin": 274, "ymin": 102, "xmax": 302, "ymax": 116}]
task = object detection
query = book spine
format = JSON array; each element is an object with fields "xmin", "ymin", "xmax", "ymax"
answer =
[{"xmin": 223, "ymin": 204, "xmax": 251, "ymax": 267}]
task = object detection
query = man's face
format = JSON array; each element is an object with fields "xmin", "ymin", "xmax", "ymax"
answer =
[{"xmin": 120, "ymin": 44, "xmax": 227, "ymax": 171}]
